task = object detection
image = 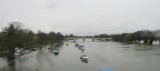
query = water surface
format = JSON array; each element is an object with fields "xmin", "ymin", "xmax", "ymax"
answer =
[{"xmin": 0, "ymin": 39, "xmax": 160, "ymax": 71}]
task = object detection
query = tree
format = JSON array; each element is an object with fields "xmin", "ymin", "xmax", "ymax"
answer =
[
  {"xmin": 56, "ymin": 32, "xmax": 64, "ymax": 42},
  {"xmin": 37, "ymin": 31, "xmax": 48, "ymax": 45},
  {"xmin": 69, "ymin": 34, "xmax": 74, "ymax": 37},
  {"xmin": 0, "ymin": 21, "xmax": 65, "ymax": 52},
  {"xmin": 2, "ymin": 21, "xmax": 23, "ymax": 52},
  {"xmin": 48, "ymin": 31, "xmax": 56, "ymax": 44}
]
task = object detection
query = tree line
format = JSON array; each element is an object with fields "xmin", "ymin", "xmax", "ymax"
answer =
[
  {"xmin": 0, "ymin": 21, "xmax": 64, "ymax": 53},
  {"xmin": 95, "ymin": 30, "xmax": 160, "ymax": 44}
]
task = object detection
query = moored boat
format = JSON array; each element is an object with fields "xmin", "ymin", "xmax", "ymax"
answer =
[
  {"xmin": 80, "ymin": 54, "xmax": 88, "ymax": 63},
  {"xmin": 53, "ymin": 50, "xmax": 59, "ymax": 54}
]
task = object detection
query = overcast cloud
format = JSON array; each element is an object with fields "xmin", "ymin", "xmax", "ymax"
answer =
[{"xmin": 0, "ymin": 0, "xmax": 160, "ymax": 35}]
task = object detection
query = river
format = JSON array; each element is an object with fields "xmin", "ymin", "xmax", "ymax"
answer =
[{"xmin": 0, "ymin": 39, "xmax": 160, "ymax": 71}]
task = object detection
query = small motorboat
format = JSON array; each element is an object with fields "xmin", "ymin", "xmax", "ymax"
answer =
[
  {"xmin": 75, "ymin": 43, "xmax": 79, "ymax": 47},
  {"xmin": 80, "ymin": 54, "xmax": 88, "ymax": 63},
  {"xmin": 53, "ymin": 50, "xmax": 59, "ymax": 54},
  {"xmin": 78, "ymin": 46, "xmax": 84, "ymax": 50}
]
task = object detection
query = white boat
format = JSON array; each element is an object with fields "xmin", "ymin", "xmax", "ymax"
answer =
[
  {"xmin": 53, "ymin": 50, "xmax": 59, "ymax": 54},
  {"xmin": 80, "ymin": 54, "xmax": 88, "ymax": 63}
]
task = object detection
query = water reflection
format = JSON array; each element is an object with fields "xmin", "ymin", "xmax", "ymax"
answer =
[
  {"xmin": 0, "ymin": 53, "xmax": 16, "ymax": 71},
  {"xmin": 6, "ymin": 54, "xmax": 15, "ymax": 65},
  {"xmin": 135, "ymin": 45, "xmax": 152, "ymax": 50},
  {"xmin": 66, "ymin": 43, "xmax": 69, "ymax": 47},
  {"xmin": 0, "ymin": 49, "xmax": 40, "ymax": 71},
  {"xmin": 80, "ymin": 49, "xmax": 84, "ymax": 52}
]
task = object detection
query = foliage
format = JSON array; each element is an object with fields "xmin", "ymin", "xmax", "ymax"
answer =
[
  {"xmin": 95, "ymin": 34, "xmax": 109, "ymax": 38},
  {"xmin": 110, "ymin": 30, "xmax": 160, "ymax": 44},
  {"xmin": 0, "ymin": 21, "xmax": 64, "ymax": 52}
]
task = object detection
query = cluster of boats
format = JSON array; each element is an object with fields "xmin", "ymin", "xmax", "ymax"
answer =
[
  {"xmin": 75, "ymin": 43, "xmax": 88, "ymax": 63},
  {"xmin": 75, "ymin": 42, "xmax": 111, "ymax": 71},
  {"xmin": 50, "ymin": 42, "xmax": 111, "ymax": 71},
  {"xmin": 14, "ymin": 48, "xmax": 36, "ymax": 56}
]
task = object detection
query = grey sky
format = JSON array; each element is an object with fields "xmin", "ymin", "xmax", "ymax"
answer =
[{"xmin": 0, "ymin": 0, "xmax": 160, "ymax": 35}]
